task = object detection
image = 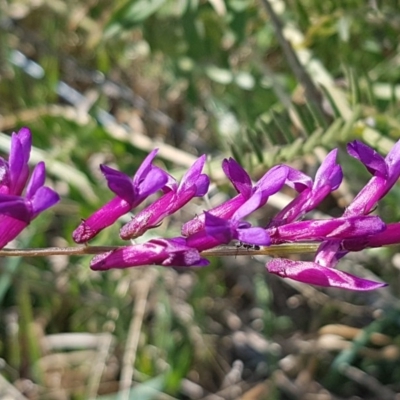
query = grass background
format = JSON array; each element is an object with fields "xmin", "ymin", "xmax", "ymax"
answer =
[{"xmin": 1, "ymin": 0, "xmax": 400, "ymax": 398}]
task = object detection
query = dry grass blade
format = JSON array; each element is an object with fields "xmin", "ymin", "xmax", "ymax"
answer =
[{"xmin": 119, "ymin": 269, "xmax": 158, "ymax": 398}]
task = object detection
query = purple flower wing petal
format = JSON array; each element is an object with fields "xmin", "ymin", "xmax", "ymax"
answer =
[
  {"xmin": 136, "ymin": 167, "xmax": 169, "ymax": 198},
  {"xmin": 233, "ymin": 191, "xmax": 265, "ymax": 220},
  {"xmin": 26, "ymin": 162, "xmax": 46, "ymax": 199},
  {"xmin": 204, "ymin": 212, "xmax": 233, "ymax": 243},
  {"xmin": 386, "ymin": 139, "xmax": 400, "ymax": 178},
  {"xmin": 222, "ymin": 158, "xmax": 252, "ymax": 196},
  {"xmin": 180, "ymin": 155, "xmax": 206, "ymax": 191},
  {"xmin": 194, "ymin": 174, "xmax": 210, "ymax": 197},
  {"xmin": 347, "ymin": 141, "xmax": 387, "ymax": 177},
  {"xmin": 132, "ymin": 149, "xmax": 159, "ymax": 186},
  {"xmin": 237, "ymin": 227, "xmax": 271, "ymax": 246},
  {"xmin": 101, "ymin": 165, "xmax": 135, "ymax": 201},
  {"xmin": 314, "ymin": 149, "xmax": 343, "ymax": 191},
  {"xmin": 267, "ymin": 259, "xmax": 387, "ymax": 291},
  {"xmin": 9, "ymin": 128, "xmax": 32, "ymax": 194},
  {"xmin": 255, "ymin": 165, "xmax": 288, "ymax": 191},
  {"xmin": 285, "ymin": 167, "xmax": 313, "ymax": 192},
  {"xmin": 234, "ymin": 166, "xmax": 288, "ymax": 220},
  {"xmin": 30, "ymin": 186, "xmax": 60, "ymax": 217}
]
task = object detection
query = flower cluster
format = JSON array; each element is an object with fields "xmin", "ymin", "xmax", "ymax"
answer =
[
  {"xmin": 2, "ymin": 127, "xmax": 399, "ymax": 292},
  {"xmin": 74, "ymin": 139, "xmax": 400, "ymax": 291},
  {"xmin": 0, "ymin": 128, "xmax": 60, "ymax": 248}
]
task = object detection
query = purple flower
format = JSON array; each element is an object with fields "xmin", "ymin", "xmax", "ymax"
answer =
[
  {"xmin": 119, "ymin": 155, "xmax": 210, "ymax": 240},
  {"xmin": 345, "ymin": 139, "xmax": 400, "ymax": 216},
  {"xmin": 182, "ymin": 158, "xmax": 289, "ymax": 236},
  {"xmin": 267, "ymin": 215, "xmax": 385, "ymax": 243},
  {"xmin": 0, "ymin": 128, "xmax": 59, "ymax": 248},
  {"xmin": 266, "ymin": 259, "xmax": 387, "ymax": 291},
  {"xmin": 90, "ymin": 237, "xmax": 209, "ymax": 271},
  {"xmin": 268, "ymin": 149, "xmax": 342, "ymax": 227},
  {"xmin": 308, "ymin": 140, "xmax": 400, "ymax": 277},
  {"xmin": 343, "ymin": 222, "xmax": 400, "ymax": 250},
  {"xmin": 73, "ymin": 149, "xmax": 172, "ymax": 243},
  {"xmin": 0, "ymin": 127, "xmax": 32, "ymax": 195}
]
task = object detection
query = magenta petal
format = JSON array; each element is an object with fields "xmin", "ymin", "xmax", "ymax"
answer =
[
  {"xmin": 9, "ymin": 128, "xmax": 32, "ymax": 195},
  {"xmin": 101, "ymin": 165, "xmax": 135, "ymax": 201},
  {"xmin": 137, "ymin": 167, "xmax": 169, "ymax": 198},
  {"xmin": 132, "ymin": 148, "xmax": 159, "ymax": 186},
  {"xmin": 233, "ymin": 166, "xmax": 288, "ymax": 221},
  {"xmin": 386, "ymin": 138, "xmax": 400, "ymax": 178},
  {"xmin": 222, "ymin": 158, "xmax": 252, "ymax": 196},
  {"xmin": 269, "ymin": 215, "xmax": 385, "ymax": 242},
  {"xmin": 26, "ymin": 162, "xmax": 46, "ymax": 198},
  {"xmin": 203, "ymin": 212, "xmax": 232, "ymax": 243},
  {"xmin": 0, "ymin": 215, "xmax": 28, "ymax": 248},
  {"xmin": 195, "ymin": 174, "xmax": 210, "ymax": 197},
  {"xmin": 73, "ymin": 197, "xmax": 132, "ymax": 243},
  {"xmin": 237, "ymin": 227, "xmax": 270, "ymax": 246},
  {"xmin": 314, "ymin": 149, "xmax": 343, "ymax": 191},
  {"xmin": 161, "ymin": 248, "xmax": 209, "ymax": 267},
  {"xmin": 347, "ymin": 141, "xmax": 387, "ymax": 177},
  {"xmin": 285, "ymin": 167, "xmax": 313, "ymax": 192},
  {"xmin": 0, "ymin": 198, "xmax": 30, "ymax": 221},
  {"xmin": 180, "ymin": 155, "xmax": 207, "ymax": 191},
  {"xmin": 90, "ymin": 237, "xmax": 209, "ymax": 270},
  {"xmin": 267, "ymin": 259, "xmax": 387, "ymax": 291},
  {"xmin": 30, "ymin": 186, "xmax": 60, "ymax": 217},
  {"xmin": 233, "ymin": 191, "xmax": 266, "ymax": 221},
  {"xmin": 181, "ymin": 194, "xmax": 246, "ymax": 236}
]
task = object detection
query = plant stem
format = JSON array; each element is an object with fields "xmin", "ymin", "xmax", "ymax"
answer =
[{"xmin": 0, "ymin": 243, "xmax": 320, "ymax": 258}]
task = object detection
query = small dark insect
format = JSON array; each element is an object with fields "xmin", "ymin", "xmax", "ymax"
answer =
[{"xmin": 235, "ymin": 241, "xmax": 260, "ymax": 251}]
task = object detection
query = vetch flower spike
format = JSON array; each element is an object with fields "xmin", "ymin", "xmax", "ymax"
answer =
[
  {"xmin": 120, "ymin": 155, "xmax": 210, "ymax": 240},
  {"xmin": 73, "ymin": 149, "xmax": 172, "ymax": 243},
  {"xmin": 267, "ymin": 259, "xmax": 387, "ymax": 291},
  {"xmin": 90, "ymin": 237, "xmax": 209, "ymax": 270}
]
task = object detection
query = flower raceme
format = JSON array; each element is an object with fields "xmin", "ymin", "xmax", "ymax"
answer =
[
  {"xmin": 4, "ymin": 128, "xmax": 396, "ymax": 291},
  {"xmin": 0, "ymin": 128, "xmax": 59, "ymax": 248},
  {"xmin": 79, "ymin": 139, "xmax": 400, "ymax": 291}
]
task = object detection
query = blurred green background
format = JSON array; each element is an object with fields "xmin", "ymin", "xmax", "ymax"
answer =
[{"xmin": 1, "ymin": 0, "xmax": 400, "ymax": 399}]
